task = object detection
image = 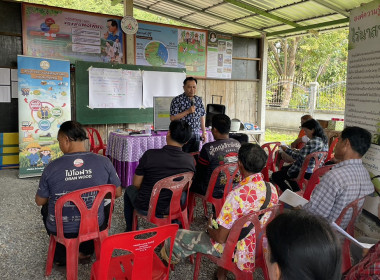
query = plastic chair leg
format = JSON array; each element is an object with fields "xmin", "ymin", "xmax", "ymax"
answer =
[
  {"xmin": 132, "ymin": 212, "xmax": 138, "ymax": 231},
  {"xmin": 45, "ymin": 235, "xmax": 56, "ymax": 276},
  {"xmin": 202, "ymin": 200, "xmax": 208, "ymax": 218},
  {"xmin": 65, "ymin": 241, "xmax": 80, "ymax": 280},
  {"xmin": 188, "ymin": 193, "xmax": 196, "ymax": 223},
  {"xmin": 193, "ymin": 253, "xmax": 202, "ymax": 280}
]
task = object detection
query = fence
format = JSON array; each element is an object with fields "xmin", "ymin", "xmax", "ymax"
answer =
[{"xmin": 266, "ymin": 77, "xmax": 346, "ymax": 112}]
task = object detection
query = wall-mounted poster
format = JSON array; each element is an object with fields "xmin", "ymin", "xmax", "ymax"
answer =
[
  {"xmin": 207, "ymin": 32, "xmax": 232, "ymax": 79},
  {"xmin": 136, "ymin": 22, "xmax": 178, "ymax": 67},
  {"xmin": 178, "ymin": 28, "xmax": 206, "ymax": 77},
  {"xmin": 22, "ymin": 3, "xmax": 125, "ymax": 64},
  {"xmin": 17, "ymin": 55, "xmax": 71, "ymax": 178}
]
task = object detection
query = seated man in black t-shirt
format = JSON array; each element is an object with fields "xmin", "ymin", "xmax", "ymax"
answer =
[
  {"xmin": 190, "ymin": 114, "xmax": 241, "ymax": 198},
  {"xmin": 123, "ymin": 120, "xmax": 195, "ymax": 231}
]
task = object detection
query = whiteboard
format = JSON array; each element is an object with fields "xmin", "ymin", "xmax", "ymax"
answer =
[
  {"xmin": 154, "ymin": 96, "xmax": 174, "ymax": 131},
  {"xmin": 143, "ymin": 71, "xmax": 186, "ymax": 108}
]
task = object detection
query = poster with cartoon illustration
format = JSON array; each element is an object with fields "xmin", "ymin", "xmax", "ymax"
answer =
[
  {"xmin": 22, "ymin": 3, "xmax": 124, "ymax": 64},
  {"xmin": 178, "ymin": 28, "xmax": 206, "ymax": 77},
  {"xmin": 18, "ymin": 55, "xmax": 71, "ymax": 178}
]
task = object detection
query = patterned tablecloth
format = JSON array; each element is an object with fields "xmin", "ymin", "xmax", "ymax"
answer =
[{"xmin": 106, "ymin": 130, "xmax": 214, "ymax": 187}]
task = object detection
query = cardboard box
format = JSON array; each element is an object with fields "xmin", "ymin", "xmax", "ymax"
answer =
[{"xmin": 317, "ymin": 119, "xmax": 329, "ymax": 129}]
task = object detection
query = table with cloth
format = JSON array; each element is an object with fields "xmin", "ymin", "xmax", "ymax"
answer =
[{"xmin": 106, "ymin": 131, "xmax": 214, "ymax": 187}]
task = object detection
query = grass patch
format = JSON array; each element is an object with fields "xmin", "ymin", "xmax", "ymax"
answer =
[{"xmin": 264, "ymin": 129, "xmax": 298, "ymax": 145}]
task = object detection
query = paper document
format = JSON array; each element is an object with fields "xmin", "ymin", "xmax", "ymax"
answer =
[
  {"xmin": 279, "ymin": 189, "xmax": 309, "ymax": 207},
  {"xmin": 331, "ymin": 222, "xmax": 374, "ymax": 249}
]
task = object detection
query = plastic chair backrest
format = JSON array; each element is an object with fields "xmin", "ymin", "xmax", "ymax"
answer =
[
  {"xmin": 296, "ymin": 151, "xmax": 328, "ymax": 191},
  {"xmin": 335, "ymin": 196, "xmax": 365, "ymax": 234},
  {"xmin": 96, "ymin": 224, "xmax": 178, "ymax": 280},
  {"xmin": 261, "ymin": 142, "xmax": 281, "ymax": 182},
  {"xmin": 55, "ymin": 184, "xmax": 116, "ymax": 242},
  {"xmin": 218, "ymin": 205, "xmax": 280, "ymax": 271},
  {"xmin": 325, "ymin": 137, "xmax": 339, "ymax": 163},
  {"xmin": 204, "ymin": 162, "xmax": 240, "ymax": 201},
  {"xmin": 86, "ymin": 127, "xmax": 106, "ymax": 154},
  {"xmin": 146, "ymin": 172, "xmax": 194, "ymax": 224},
  {"xmin": 303, "ymin": 164, "xmax": 334, "ymax": 200}
]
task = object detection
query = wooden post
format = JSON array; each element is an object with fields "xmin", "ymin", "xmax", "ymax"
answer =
[
  {"xmin": 124, "ymin": 0, "xmax": 135, "ymax": 65},
  {"xmin": 257, "ymin": 34, "xmax": 268, "ymax": 143}
]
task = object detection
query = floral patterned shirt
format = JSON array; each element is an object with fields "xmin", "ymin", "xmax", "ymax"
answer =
[
  {"xmin": 170, "ymin": 93, "xmax": 205, "ymax": 133},
  {"xmin": 213, "ymin": 173, "xmax": 279, "ymax": 271}
]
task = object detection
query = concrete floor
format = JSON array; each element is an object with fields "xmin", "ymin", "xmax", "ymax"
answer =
[{"xmin": 0, "ymin": 169, "xmax": 263, "ymax": 280}]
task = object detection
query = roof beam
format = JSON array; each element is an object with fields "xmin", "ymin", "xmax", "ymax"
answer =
[
  {"xmin": 266, "ymin": 18, "xmax": 348, "ymax": 37},
  {"xmin": 310, "ymin": 0, "xmax": 349, "ymax": 17},
  {"xmin": 223, "ymin": 0, "xmax": 303, "ymax": 28},
  {"xmin": 165, "ymin": 0, "xmax": 263, "ymax": 33}
]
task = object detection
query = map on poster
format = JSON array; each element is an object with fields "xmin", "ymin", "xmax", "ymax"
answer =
[
  {"xmin": 136, "ymin": 23, "xmax": 178, "ymax": 67},
  {"xmin": 22, "ymin": 4, "xmax": 124, "ymax": 64},
  {"xmin": 178, "ymin": 29, "xmax": 206, "ymax": 77},
  {"xmin": 346, "ymin": 0, "xmax": 380, "ymax": 214},
  {"xmin": 207, "ymin": 32, "xmax": 232, "ymax": 79},
  {"xmin": 17, "ymin": 56, "xmax": 71, "ymax": 178}
]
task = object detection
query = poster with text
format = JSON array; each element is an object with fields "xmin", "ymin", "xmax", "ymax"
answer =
[
  {"xmin": 207, "ymin": 32, "xmax": 232, "ymax": 79},
  {"xmin": 136, "ymin": 22, "xmax": 178, "ymax": 67},
  {"xmin": 346, "ymin": 0, "xmax": 380, "ymax": 217},
  {"xmin": 22, "ymin": 3, "xmax": 124, "ymax": 64},
  {"xmin": 18, "ymin": 56, "xmax": 71, "ymax": 178},
  {"xmin": 89, "ymin": 68, "xmax": 142, "ymax": 108},
  {"xmin": 178, "ymin": 28, "xmax": 206, "ymax": 77}
]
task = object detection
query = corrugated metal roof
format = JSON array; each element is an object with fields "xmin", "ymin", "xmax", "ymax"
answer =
[{"xmin": 132, "ymin": 0, "xmax": 374, "ymax": 38}]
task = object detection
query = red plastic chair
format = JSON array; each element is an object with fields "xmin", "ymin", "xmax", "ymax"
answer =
[
  {"xmin": 302, "ymin": 164, "xmax": 334, "ymax": 200},
  {"xmin": 193, "ymin": 205, "xmax": 280, "ymax": 280},
  {"xmin": 132, "ymin": 172, "xmax": 194, "ymax": 231},
  {"xmin": 261, "ymin": 142, "xmax": 281, "ymax": 182},
  {"xmin": 189, "ymin": 151, "xmax": 200, "ymax": 166},
  {"xmin": 90, "ymin": 224, "xmax": 179, "ymax": 280},
  {"xmin": 335, "ymin": 196, "xmax": 366, "ymax": 273},
  {"xmin": 294, "ymin": 151, "xmax": 328, "ymax": 193},
  {"xmin": 45, "ymin": 184, "xmax": 116, "ymax": 280},
  {"xmin": 188, "ymin": 163, "xmax": 239, "ymax": 222},
  {"xmin": 325, "ymin": 137, "xmax": 339, "ymax": 163},
  {"xmin": 86, "ymin": 127, "xmax": 107, "ymax": 156}
]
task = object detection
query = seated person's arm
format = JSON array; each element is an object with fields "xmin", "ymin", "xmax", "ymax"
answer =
[
  {"xmin": 207, "ymin": 217, "xmax": 230, "ymax": 244},
  {"xmin": 35, "ymin": 194, "xmax": 48, "ymax": 206},
  {"xmin": 291, "ymin": 137, "xmax": 302, "ymax": 149},
  {"xmin": 115, "ymin": 186, "xmax": 122, "ymax": 198},
  {"xmin": 133, "ymin": 174, "xmax": 144, "ymax": 189}
]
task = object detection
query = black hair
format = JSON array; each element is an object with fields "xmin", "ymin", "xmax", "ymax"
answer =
[
  {"xmin": 266, "ymin": 210, "xmax": 341, "ymax": 280},
  {"xmin": 183, "ymin": 77, "xmax": 197, "ymax": 85},
  {"xmin": 58, "ymin": 121, "xmax": 88, "ymax": 141},
  {"xmin": 301, "ymin": 119, "xmax": 327, "ymax": 144},
  {"xmin": 238, "ymin": 143, "xmax": 267, "ymax": 173},
  {"xmin": 341, "ymin": 126, "xmax": 372, "ymax": 156},
  {"xmin": 107, "ymin": 19, "xmax": 118, "ymax": 28},
  {"xmin": 169, "ymin": 120, "xmax": 192, "ymax": 145},
  {"xmin": 212, "ymin": 114, "xmax": 231, "ymax": 135}
]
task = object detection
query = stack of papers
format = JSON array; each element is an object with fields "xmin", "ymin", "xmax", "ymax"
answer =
[{"xmin": 279, "ymin": 189, "xmax": 309, "ymax": 207}]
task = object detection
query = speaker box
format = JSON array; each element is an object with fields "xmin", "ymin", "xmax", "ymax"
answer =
[{"xmin": 206, "ymin": 104, "xmax": 226, "ymax": 127}]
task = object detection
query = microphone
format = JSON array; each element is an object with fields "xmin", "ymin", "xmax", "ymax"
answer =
[{"xmin": 191, "ymin": 99, "xmax": 195, "ymax": 107}]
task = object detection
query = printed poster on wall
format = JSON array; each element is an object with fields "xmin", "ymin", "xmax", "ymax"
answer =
[
  {"xmin": 18, "ymin": 56, "xmax": 71, "ymax": 178},
  {"xmin": 178, "ymin": 28, "xmax": 206, "ymax": 77},
  {"xmin": 89, "ymin": 67, "xmax": 142, "ymax": 108},
  {"xmin": 22, "ymin": 3, "xmax": 124, "ymax": 64},
  {"xmin": 136, "ymin": 22, "xmax": 178, "ymax": 67},
  {"xmin": 346, "ymin": 0, "xmax": 380, "ymax": 220},
  {"xmin": 207, "ymin": 32, "xmax": 232, "ymax": 79}
]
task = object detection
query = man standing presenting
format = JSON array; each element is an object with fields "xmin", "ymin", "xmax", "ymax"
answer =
[
  {"xmin": 170, "ymin": 77, "xmax": 206, "ymax": 152},
  {"xmin": 35, "ymin": 121, "xmax": 122, "ymax": 265},
  {"xmin": 303, "ymin": 126, "xmax": 374, "ymax": 229}
]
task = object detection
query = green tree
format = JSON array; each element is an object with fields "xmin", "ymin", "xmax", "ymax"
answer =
[{"xmin": 268, "ymin": 30, "xmax": 348, "ymax": 107}]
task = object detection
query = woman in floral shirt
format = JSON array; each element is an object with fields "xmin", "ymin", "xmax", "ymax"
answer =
[{"xmin": 161, "ymin": 143, "xmax": 278, "ymax": 279}]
